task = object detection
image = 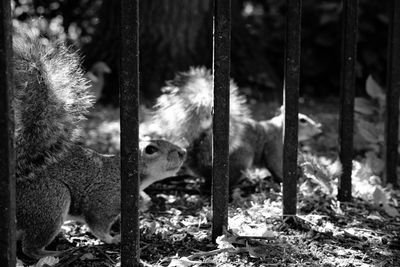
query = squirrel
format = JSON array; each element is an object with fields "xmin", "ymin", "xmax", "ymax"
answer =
[
  {"xmin": 140, "ymin": 67, "xmax": 322, "ymax": 189},
  {"xmin": 13, "ymin": 30, "xmax": 186, "ymax": 259}
]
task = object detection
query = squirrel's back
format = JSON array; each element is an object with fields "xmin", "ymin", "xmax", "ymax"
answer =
[{"xmin": 13, "ymin": 30, "xmax": 94, "ymax": 178}]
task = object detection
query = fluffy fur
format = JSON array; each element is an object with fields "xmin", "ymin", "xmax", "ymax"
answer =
[
  {"xmin": 13, "ymin": 30, "xmax": 94, "ymax": 178},
  {"xmin": 141, "ymin": 67, "xmax": 252, "ymax": 151}
]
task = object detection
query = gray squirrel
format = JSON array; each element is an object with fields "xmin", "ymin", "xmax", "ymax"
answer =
[
  {"xmin": 140, "ymin": 67, "xmax": 322, "ymax": 189},
  {"xmin": 14, "ymin": 30, "xmax": 186, "ymax": 259}
]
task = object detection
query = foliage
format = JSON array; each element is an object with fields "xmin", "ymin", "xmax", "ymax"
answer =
[
  {"xmin": 354, "ymin": 75, "xmax": 400, "ymax": 166},
  {"xmin": 228, "ymin": 0, "xmax": 390, "ymax": 97},
  {"xmin": 13, "ymin": 0, "xmax": 102, "ymax": 46}
]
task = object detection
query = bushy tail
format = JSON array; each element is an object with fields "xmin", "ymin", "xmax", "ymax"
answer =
[
  {"xmin": 13, "ymin": 30, "xmax": 94, "ymax": 177},
  {"xmin": 143, "ymin": 67, "xmax": 251, "ymax": 151}
]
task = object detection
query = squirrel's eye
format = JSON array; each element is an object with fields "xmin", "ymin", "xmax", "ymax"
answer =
[
  {"xmin": 299, "ymin": 118, "xmax": 307, "ymax": 124},
  {"xmin": 145, "ymin": 145, "xmax": 159, "ymax": 155}
]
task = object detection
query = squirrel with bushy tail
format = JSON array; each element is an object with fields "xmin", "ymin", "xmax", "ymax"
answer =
[
  {"xmin": 141, "ymin": 67, "xmax": 322, "ymax": 189},
  {"xmin": 14, "ymin": 29, "xmax": 186, "ymax": 260}
]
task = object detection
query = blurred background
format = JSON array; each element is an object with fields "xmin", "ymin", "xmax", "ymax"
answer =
[{"xmin": 12, "ymin": 0, "xmax": 390, "ymax": 105}]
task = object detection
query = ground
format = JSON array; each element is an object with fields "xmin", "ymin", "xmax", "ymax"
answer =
[{"xmin": 18, "ymin": 97, "xmax": 400, "ymax": 267}]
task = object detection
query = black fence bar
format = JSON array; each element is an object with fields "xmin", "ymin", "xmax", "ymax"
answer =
[
  {"xmin": 338, "ymin": 0, "xmax": 358, "ymax": 202},
  {"xmin": 0, "ymin": 0, "xmax": 16, "ymax": 266},
  {"xmin": 119, "ymin": 0, "xmax": 140, "ymax": 265},
  {"xmin": 282, "ymin": 0, "xmax": 301, "ymax": 217},
  {"xmin": 212, "ymin": 0, "xmax": 231, "ymax": 241},
  {"xmin": 384, "ymin": 0, "xmax": 400, "ymax": 187}
]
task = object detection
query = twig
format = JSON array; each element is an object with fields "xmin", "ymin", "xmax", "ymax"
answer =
[
  {"xmin": 55, "ymin": 250, "xmax": 81, "ymax": 267},
  {"xmin": 187, "ymin": 247, "xmax": 247, "ymax": 260},
  {"xmin": 94, "ymin": 246, "xmax": 116, "ymax": 264},
  {"xmin": 236, "ymin": 235, "xmax": 277, "ymax": 241}
]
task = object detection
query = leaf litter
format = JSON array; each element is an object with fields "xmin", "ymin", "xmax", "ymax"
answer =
[{"xmin": 18, "ymin": 91, "xmax": 400, "ymax": 266}]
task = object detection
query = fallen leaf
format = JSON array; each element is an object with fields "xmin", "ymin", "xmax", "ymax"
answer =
[
  {"xmin": 16, "ymin": 259, "xmax": 24, "ymax": 267},
  {"xmin": 216, "ymin": 234, "xmax": 236, "ymax": 249},
  {"xmin": 354, "ymin": 97, "xmax": 376, "ymax": 115},
  {"xmin": 246, "ymin": 242, "xmax": 268, "ymax": 259},
  {"xmin": 33, "ymin": 256, "xmax": 59, "ymax": 267},
  {"xmin": 356, "ymin": 120, "xmax": 380, "ymax": 144},
  {"xmin": 367, "ymin": 212, "xmax": 384, "ymax": 221},
  {"xmin": 168, "ymin": 257, "xmax": 202, "ymax": 267},
  {"xmin": 383, "ymin": 203, "xmax": 400, "ymax": 217},
  {"xmin": 80, "ymin": 253, "xmax": 95, "ymax": 260},
  {"xmin": 366, "ymin": 75, "xmax": 385, "ymax": 101}
]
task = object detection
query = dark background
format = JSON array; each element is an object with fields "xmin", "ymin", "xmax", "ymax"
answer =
[{"xmin": 13, "ymin": 0, "xmax": 390, "ymax": 104}]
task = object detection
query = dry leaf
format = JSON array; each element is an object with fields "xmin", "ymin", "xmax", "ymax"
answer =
[
  {"xmin": 366, "ymin": 75, "xmax": 385, "ymax": 101},
  {"xmin": 246, "ymin": 242, "xmax": 268, "ymax": 259},
  {"xmin": 80, "ymin": 253, "xmax": 95, "ymax": 261},
  {"xmin": 168, "ymin": 257, "xmax": 202, "ymax": 267},
  {"xmin": 354, "ymin": 97, "xmax": 376, "ymax": 115},
  {"xmin": 16, "ymin": 259, "xmax": 24, "ymax": 267},
  {"xmin": 216, "ymin": 234, "xmax": 236, "ymax": 249},
  {"xmin": 33, "ymin": 256, "xmax": 59, "ymax": 267},
  {"xmin": 383, "ymin": 203, "xmax": 400, "ymax": 217},
  {"xmin": 356, "ymin": 120, "xmax": 380, "ymax": 144}
]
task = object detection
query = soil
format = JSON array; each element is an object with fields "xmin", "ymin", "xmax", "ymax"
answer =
[{"xmin": 18, "ymin": 98, "xmax": 400, "ymax": 267}]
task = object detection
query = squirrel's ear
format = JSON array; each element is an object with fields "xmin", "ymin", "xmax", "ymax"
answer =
[{"xmin": 277, "ymin": 105, "xmax": 284, "ymax": 115}]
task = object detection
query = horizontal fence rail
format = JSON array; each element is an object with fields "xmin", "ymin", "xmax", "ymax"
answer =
[
  {"xmin": 0, "ymin": 0, "xmax": 16, "ymax": 265},
  {"xmin": 212, "ymin": 0, "xmax": 231, "ymax": 240},
  {"xmin": 385, "ymin": 0, "xmax": 400, "ymax": 187},
  {"xmin": 282, "ymin": 0, "xmax": 302, "ymax": 217},
  {"xmin": 338, "ymin": 0, "xmax": 359, "ymax": 202},
  {"xmin": 119, "ymin": 0, "xmax": 140, "ymax": 265}
]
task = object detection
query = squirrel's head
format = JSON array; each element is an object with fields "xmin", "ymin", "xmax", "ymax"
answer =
[
  {"xmin": 139, "ymin": 140, "xmax": 186, "ymax": 190},
  {"xmin": 298, "ymin": 113, "xmax": 322, "ymax": 141},
  {"xmin": 268, "ymin": 110, "xmax": 323, "ymax": 141}
]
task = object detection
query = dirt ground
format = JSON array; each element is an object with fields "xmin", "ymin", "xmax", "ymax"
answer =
[{"xmin": 18, "ymin": 98, "xmax": 400, "ymax": 267}]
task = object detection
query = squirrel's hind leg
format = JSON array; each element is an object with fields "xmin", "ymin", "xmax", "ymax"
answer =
[
  {"xmin": 17, "ymin": 179, "xmax": 71, "ymax": 259},
  {"xmin": 83, "ymin": 184, "xmax": 121, "ymax": 244},
  {"xmin": 86, "ymin": 215, "xmax": 121, "ymax": 244}
]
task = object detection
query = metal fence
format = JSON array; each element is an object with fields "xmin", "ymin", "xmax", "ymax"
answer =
[
  {"xmin": 0, "ymin": 0, "xmax": 15, "ymax": 265},
  {"xmin": 1, "ymin": 0, "xmax": 399, "ymax": 266}
]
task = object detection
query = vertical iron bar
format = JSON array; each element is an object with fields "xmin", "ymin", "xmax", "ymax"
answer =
[
  {"xmin": 120, "ymin": 0, "xmax": 140, "ymax": 265},
  {"xmin": 282, "ymin": 0, "xmax": 301, "ymax": 217},
  {"xmin": 0, "ymin": 0, "xmax": 15, "ymax": 266},
  {"xmin": 385, "ymin": 0, "xmax": 400, "ymax": 187},
  {"xmin": 212, "ymin": 0, "xmax": 231, "ymax": 241},
  {"xmin": 338, "ymin": 0, "xmax": 358, "ymax": 202}
]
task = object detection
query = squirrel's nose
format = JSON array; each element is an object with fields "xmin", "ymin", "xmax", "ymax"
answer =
[{"xmin": 177, "ymin": 148, "xmax": 186, "ymax": 160}]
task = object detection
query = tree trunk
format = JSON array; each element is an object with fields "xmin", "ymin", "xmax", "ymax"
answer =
[
  {"xmin": 82, "ymin": 0, "xmax": 280, "ymax": 104},
  {"xmin": 82, "ymin": 0, "xmax": 213, "ymax": 103}
]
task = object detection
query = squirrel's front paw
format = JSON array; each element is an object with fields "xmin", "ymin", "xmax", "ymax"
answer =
[
  {"xmin": 139, "ymin": 191, "xmax": 153, "ymax": 211},
  {"xmin": 91, "ymin": 229, "xmax": 121, "ymax": 244},
  {"xmin": 109, "ymin": 234, "xmax": 120, "ymax": 244},
  {"xmin": 103, "ymin": 234, "xmax": 120, "ymax": 244}
]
